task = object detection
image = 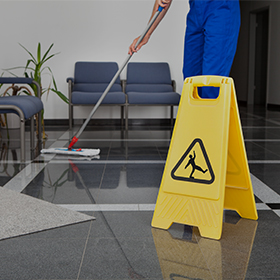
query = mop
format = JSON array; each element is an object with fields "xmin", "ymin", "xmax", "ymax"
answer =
[
  {"xmin": 41, "ymin": 147, "xmax": 100, "ymax": 157},
  {"xmin": 41, "ymin": 6, "xmax": 163, "ymax": 157}
]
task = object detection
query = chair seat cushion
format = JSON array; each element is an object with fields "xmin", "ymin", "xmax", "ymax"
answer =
[
  {"xmin": 72, "ymin": 91, "xmax": 126, "ymax": 105},
  {"xmin": 127, "ymin": 91, "xmax": 180, "ymax": 104},
  {"xmin": 0, "ymin": 96, "xmax": 43, "ymax": 119}
]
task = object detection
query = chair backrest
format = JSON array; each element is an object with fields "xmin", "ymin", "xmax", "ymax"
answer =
[
  {"xmin": 126, "ymin": 62, "xmax": 174, "ymax": 92},
  {"xmin": 73, "ymin": 61, "xmax": 121, "ymax": 92}
]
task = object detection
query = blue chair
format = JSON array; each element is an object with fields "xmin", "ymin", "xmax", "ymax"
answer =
[
  {"xmin": 125, "ymin": 62, "xmax": 181, "ymax": 129},
  {"xmin": 67, "ymin": 62, "xmax": 127, "ymax": 129},
  {"xmin": 0, "ymin": 77, "xmax": 43, "ymax": 162}
]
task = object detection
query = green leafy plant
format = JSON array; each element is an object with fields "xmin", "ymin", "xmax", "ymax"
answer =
[{"xmin": 2, "ymin": 43, "xmax": 69, "ymax": 138}]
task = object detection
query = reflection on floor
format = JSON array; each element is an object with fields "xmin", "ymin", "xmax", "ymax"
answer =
[{"xmin": 0, "ymin": 105, "xmax": 280, "ymax": 279}]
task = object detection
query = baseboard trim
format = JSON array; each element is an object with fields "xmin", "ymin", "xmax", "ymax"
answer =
[
  {"xmin": 267, "ymin": 104, "xmax": 280, "ymax": 111},
  {"xmin": 44, "ymin": 118, "xmax": 174, "ymax": 127}
]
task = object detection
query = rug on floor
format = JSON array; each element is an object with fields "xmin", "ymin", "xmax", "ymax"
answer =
[{"xmin": 0, "ymin": 187, "xmax": 95, "ymax": 240}]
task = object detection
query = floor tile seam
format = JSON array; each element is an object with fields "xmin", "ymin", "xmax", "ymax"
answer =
[
  {"xmin": 57, "ymin": 128, "xmax": 172, "ymax": 142},
  {"xmin": 154, "ymin": 141, "xmax": 165, "ymax": 160},
  {"xmin": 48, "ymin": 160, "xmax": 166, "ymax": 164},
  {"xmin": 248, "ymin": 141, "xmax": 280, "ymax": 160},
  {"xmin": 2, "ymin": 162, "xmax": 48, "ymax": 193},
  {"xmin": 59, "ymin": 129, "xmax": 78, "ymax": 140},
  {"xmin": 47, "ymin": 159, "xmax": 280, "ymax": 164},
  {"xmin": 57, "ymin": 204, "xmax": 156, "ymax": 212},
  {"xmin": 3, "ymin": 139, "xmax": 66, "ymax": 192},
  {"xmin": 243, "ymin": 115, "xmax": 280, "ymax": 126},
  {"xmin": 56, "ymin": 203, "xmax": 280, "ymax": 212},
  {"xmin": 0, "ymin": 160, "xmax": 34, "ymax": 164},
  {"xmin": 195, "ymin": 240, "xmax": 218, "ymax": 280},
  {"xmin": 94, "ymin": 149, "xmax": 111, "ymax": 202},
  {"xmin": 41, "ymin": 138, "xmax": 61, "ymax": 141},
  {"xmin": 251, "ymin": 174, "xmax": 280, "ymax": 203},
  {"xmin": 267, "ymin": 119, "xmax": 280, "ymax": 126},
  {"xmin": 242, "ymin": 111, "xmax": 280, "ymax": 125},
  {"xmin": 245, "ymin": 139, "xmax": 280, "ymax": 142},
  {"xmin": 248, "ymin": 160, "xmax": 280, "ymax": 164},
  {"xmin": 273, "ymin": 210, "xmax": 280, "ymax": 218},
  {"xmin": 76, "ymin": 219, "xmax": 93, "ymax": 280},
  {"xmin": 6, "ymin": 159, "xmax": 280, "ymax": 164},
  {"xmin": 242, "ymin": 126, "xmax": 280, "ymax": 129},
  {"xmin": 11, "ymin": 158, "xmax": 280, "ymax": 164},
  {"xmin": 251, "ymin": 139, "xmax": 280, "ymax": 151},
  {"xmin": 55, "ymin": 139, "xmax": 171, "ymax": 142}
]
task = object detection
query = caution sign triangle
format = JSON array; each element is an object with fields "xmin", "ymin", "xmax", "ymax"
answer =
[
  {"xmin": 171, "ymin": 138, "xmax": 215, "ymax": 184},
  {"xmin": 152, "ymin": 76, "xmax": 258, "ymax": 240}
]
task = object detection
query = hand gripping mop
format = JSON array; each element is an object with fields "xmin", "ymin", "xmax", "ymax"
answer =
[{"xmin": 41, "ymin": 6, "xmax": 163, "ymax": 157}]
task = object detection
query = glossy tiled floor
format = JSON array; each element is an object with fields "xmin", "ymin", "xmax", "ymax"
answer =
[{"xmin": 1, "ymin": 105, "xmax": 280, "ymax": 279}]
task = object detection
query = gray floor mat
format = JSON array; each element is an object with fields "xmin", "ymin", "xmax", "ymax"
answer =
[{"xmin": 0, "ymin": 187, "xmax": 95, "ymax": 240}]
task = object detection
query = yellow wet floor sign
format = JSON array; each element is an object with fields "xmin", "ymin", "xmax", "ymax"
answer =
[{"xmin": 152, "ymin": 76, "xmax": 258, "ymax": 240}]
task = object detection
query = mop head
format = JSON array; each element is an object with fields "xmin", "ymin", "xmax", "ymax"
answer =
[{"xmin": 41, "ymin": 148, "xmax": 100, "ymax": 157}]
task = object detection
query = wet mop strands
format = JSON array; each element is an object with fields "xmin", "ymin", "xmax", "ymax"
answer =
[{"xmin": 41, "ymin": 148, "xmax": 100, "ymax": 157}]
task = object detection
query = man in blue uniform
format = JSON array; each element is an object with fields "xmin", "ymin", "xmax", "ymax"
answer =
[{"xmin": 128, "ymin": 0, "xmax": 240, "ymax": 99}]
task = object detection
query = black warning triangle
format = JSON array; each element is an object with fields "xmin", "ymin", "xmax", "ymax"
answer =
[{"xmin": 171, "ymin": 138, "xmax": 215, "ymax": 184}]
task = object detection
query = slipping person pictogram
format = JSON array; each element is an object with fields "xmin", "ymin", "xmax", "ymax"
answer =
[
  {"xmin": 185, "ymin": 151, "xmax": 208, "ymax": 179},
  {"xmin": 171, "ymin": 138, "xmax": 215, "ymax": 184}
]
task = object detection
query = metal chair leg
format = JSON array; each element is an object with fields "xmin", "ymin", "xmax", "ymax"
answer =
[
  {"xmin": 30, "ymin": 115, "xmax": 34, "ymax": 151},
  {"xmin": 121, "ymin": 106, "xmax": 124, "ymax": 127},
  {"xmin": 20, "ymin": 118, "xmax": 25, "ymax": 163},
  {"xmin": 170, "ymin": 106, "xmax": 174, "ymax": 127},
  {"xmin": 125, "ymin": 104, "xmax": 128, "ymax": 131}
]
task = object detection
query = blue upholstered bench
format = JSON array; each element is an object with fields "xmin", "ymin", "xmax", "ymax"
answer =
[
  {"xmin": 67, "ymin": 62, "xmax": 127, "ymax": 129},
  {"xmin": 0, "ymin": 77, "xmax": 43, "ymax": 162},
  {"xmin": 125, "ymin": 62, "xmax": 181, "ymax": 129}
]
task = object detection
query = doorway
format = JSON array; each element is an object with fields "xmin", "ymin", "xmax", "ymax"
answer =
[{"xmin": 248, "ymin": 8, "xmax": 269, "ymax": 106}]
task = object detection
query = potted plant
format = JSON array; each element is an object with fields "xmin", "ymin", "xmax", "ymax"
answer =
[{"xmin": 1, "ymin": 43, "xmax": 69, "ymax": 139}]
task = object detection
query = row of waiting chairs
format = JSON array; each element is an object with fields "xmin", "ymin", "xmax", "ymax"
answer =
[
  {"xmin": 67, "ymin": 62, "xmax": 181, "ymax": 129},
  {"xmin": 0, "ymin": 62, "xmax": 179, "ymax": 161}
]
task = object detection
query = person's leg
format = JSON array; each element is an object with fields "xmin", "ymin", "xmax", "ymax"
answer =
[
  {"xmin": 200, "ymin": 0, "xmax": 241, "ymax": 99},
  {"xmin": 183, "ymin": 4, "xmax": 204, "ymax": 79},
  {"xmin": 183, "ymin": 30, "xmax": 204, "ymax": 79}
]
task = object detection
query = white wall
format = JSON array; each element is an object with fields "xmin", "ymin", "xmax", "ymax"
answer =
[{"xmin": 0, "ymin": 0, "xmax": 188, "ymax": 120}]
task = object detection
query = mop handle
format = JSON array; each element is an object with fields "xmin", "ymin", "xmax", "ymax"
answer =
[{"xmin": 73, "ymin": 6, "xmax": 164, "ymax": 140}]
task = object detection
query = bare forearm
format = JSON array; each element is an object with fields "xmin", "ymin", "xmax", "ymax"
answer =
[
  {"xmin": 146, "ymin": 0, "xmax": 172, "ymax": 38},
  {"xmin": 128, "ymin": 0, "xmax": 172, "ymax": 54}
]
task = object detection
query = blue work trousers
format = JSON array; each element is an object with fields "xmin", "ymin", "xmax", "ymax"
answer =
[{"xmin": 183, "ymin": 0, "xmax": 240, "ymax": 98}]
